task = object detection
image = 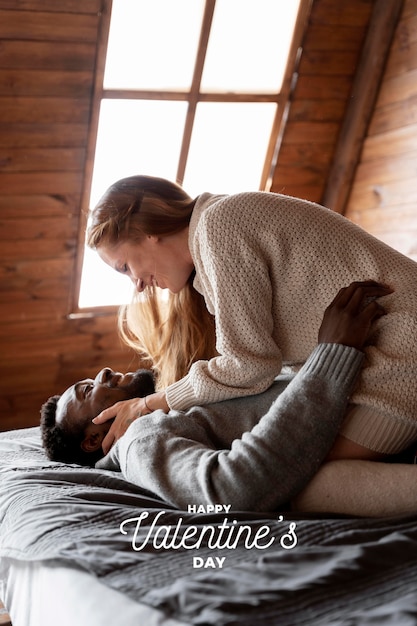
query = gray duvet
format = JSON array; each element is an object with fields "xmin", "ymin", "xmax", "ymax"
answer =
[{"xmin": 1, "ymin": 427, "xmax": 417, "ymax": 625}]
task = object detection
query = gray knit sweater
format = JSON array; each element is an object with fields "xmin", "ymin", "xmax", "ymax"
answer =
[
  {"xmin": 165, "ymin": 191, "xmax": 417, "ymax": 453},
  {"xmin": 97, "ymin": 344, "xmax": 363, "ymax": 511}
]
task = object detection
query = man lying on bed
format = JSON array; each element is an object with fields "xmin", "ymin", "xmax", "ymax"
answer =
[{"xmin": 41, "ymin": 281, "xmax": 395, "ymax": 513}]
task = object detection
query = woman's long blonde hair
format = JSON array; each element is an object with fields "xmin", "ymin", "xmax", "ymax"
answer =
[{"xmin": 87, "ymin": 175, "xmax": 217, "ymax": 388}]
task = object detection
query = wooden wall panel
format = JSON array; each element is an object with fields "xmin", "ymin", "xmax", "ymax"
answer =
[
  {"xmin": 270, "ymin": 0, "xmax": 373, "ymax": 202},
  {"xmin": 0, "ymin": 148, "xmax": 85, "ymax": 172},
  {"xmin": 0, "ymin": 69, "xmax": 93, "ymax": 97},
  {"xmin": 0, "ymin": 0, "xmax": 102, "ymax": 11},
  {"xmin": 0, "ymin": 0, "xmax": 137, "ymax": 430},
  {"xmin": 0, "ymin": 40, "xmax": 96, "ymax": 70},
  {"xmin": 345, "ymin": 0, "xmax": 417, "ymax": 261},
  {"xmin": 0, "ymin": 9, "xmax": 99, "ymax": 41},
  {"xmin": 0, "ymin": 123, "xmax": 88, "ymax": 147}
]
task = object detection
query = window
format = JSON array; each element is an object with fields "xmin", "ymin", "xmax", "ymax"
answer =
[{"xmin": 77, "ymin": 0, "xmax": 301, "ymax": 309}]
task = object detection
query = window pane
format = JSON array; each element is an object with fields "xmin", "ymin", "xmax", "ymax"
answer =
[
  {"xmin": 182, "ymin": 102, "xmax": 277, "ymax": 196},
  {"xmin": 90, "ymin": 99, "xmax": 187, "ymax": 206},
  {"xmin": 79, "ymin": 99, "xmax": 187, "ymax": 309},
  {"xmin": 78, "ymin": 246, "xmax": 134, "ymax": 308},
  {"xmin": 104, "ymin": 0, "xmax": 205, "ymax": 90},
  {"xmin": 201, "ymin": 0, "xmax": 300, "ymax": 93}
]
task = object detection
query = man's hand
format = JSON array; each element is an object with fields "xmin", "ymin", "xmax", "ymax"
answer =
[
  {"xmin": 92, "ymin": 391, "xmax": 169, "ymax": 454},
  {"xmin": 318, "ymin": 280, "xmax": 393, "ymax": 351}
]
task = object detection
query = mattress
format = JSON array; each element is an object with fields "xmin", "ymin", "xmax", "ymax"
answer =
[{"xmin": 2, "ymin": 558, "xmax": 187, "ymax": 626}]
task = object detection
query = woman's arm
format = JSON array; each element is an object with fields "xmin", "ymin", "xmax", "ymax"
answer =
[
  {"xmin": 97, "ymin": 282, "xmax": 390, "ymax": 509},
  {"xmin": 104, "ymin": 343, "xmax": 364, "ymax": 511}
]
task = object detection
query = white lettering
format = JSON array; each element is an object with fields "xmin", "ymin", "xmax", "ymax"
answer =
[
  {"xmin": 280, "ymin": 521, "xmax": 298, "ymax": 550},
  {"xmin": 192, "ymin": 556, "xmax": 226, "ymax": 568},
  {"xmin": 187, "ymin": 504, "xmax": 232, "ymax": 514},
  {"xmin": 120, "ymin": 512, "xmax": 297, "ymax": 553}
]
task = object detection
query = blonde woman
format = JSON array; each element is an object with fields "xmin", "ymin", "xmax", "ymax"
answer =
[{"xmin": 88, "ymin": 175, "xmax": 417, "ymax": 463}]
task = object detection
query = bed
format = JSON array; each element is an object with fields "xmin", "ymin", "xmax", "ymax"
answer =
[{"xmin": 1, "ymin": 427, "xmax": 417, "ymax": 626}]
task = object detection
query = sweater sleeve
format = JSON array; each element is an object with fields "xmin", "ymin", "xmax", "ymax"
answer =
[
  {"xmin": 98, "ymin": 343, "xmax": 363, "ymax": 512},
  {"xmin": 166, "ymin": 197, "xmax": 284, "ymax": 410}
]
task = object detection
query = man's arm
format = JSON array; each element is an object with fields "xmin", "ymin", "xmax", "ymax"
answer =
[
  {"xmin": 106, "ymin": 343, "xmax": 362, "ymax": 510},
  {"xmin": 97, "ymin": 282, "xmax": 390, "ymax": 511}
]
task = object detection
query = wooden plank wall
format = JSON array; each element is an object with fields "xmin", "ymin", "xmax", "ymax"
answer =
[
  {"xmin": 345, "ymin": 0, "xmax": 417, "ymax": 259},
  {"xmin": 0, "ymin": 0, "xmax": 137, "ymax": 431},
  {"xmin": 270, "ymin": 0, "xmax": 374, "ymax": 203}
]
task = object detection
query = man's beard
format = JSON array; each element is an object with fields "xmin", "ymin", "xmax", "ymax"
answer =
[{"xmin": 124, "ymin": 369, "xmax": 155, "ymax": 398}]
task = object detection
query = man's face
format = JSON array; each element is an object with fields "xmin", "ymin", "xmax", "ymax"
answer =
[{"xmin": 56, "ymin": 367, "xmax": 155, "ymax": 432}]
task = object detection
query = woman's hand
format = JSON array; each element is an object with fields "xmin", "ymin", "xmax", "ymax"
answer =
[
  {"xmin": 92, "ymin": 391, "xmax": 169, "ymax": 454},
  {"xmin": 318, "ymin": 280, "xmax": 393, "ymax": 351}
]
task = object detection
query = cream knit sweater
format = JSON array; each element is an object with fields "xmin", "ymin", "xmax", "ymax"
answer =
[{"xmin": 165, "ymin": 192, "xmax": 417, "ymax": 453}]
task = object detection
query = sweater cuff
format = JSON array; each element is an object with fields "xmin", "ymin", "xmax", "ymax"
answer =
[
  {"xmin": 165, "ymin": 374, "xmax": 197, "ymax": 411},
  {"xmin": 303, "ymin": 343, "xmax": 364, "ymax": 390}
]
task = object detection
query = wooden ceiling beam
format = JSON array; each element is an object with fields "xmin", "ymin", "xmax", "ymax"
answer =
[{"xmin": 321, "ymin": 0, "xmax": 405, "ymax": 214}]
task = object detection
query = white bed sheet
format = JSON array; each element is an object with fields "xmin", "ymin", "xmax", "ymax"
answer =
[{"xmin": 2, "ymin": 559, "xmax": 187, "ymax": 626}]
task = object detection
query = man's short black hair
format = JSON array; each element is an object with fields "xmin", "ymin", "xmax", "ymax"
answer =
[{"xmin": 40, "ymin": 396, "xmax": 103, "ymax": 467}]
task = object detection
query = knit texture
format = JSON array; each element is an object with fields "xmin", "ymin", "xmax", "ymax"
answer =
[
  {"xmin": 165, "ymin": 191, "xmax": 417, "ymax": 453},
  {"xmin": 98, "ymin": 344, "xmax": 363, "ymax": 511}
]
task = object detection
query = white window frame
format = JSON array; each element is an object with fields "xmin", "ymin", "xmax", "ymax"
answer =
[{"xmin": 71, "ymin": 0, "xmax": 308, "ymax": 316}]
